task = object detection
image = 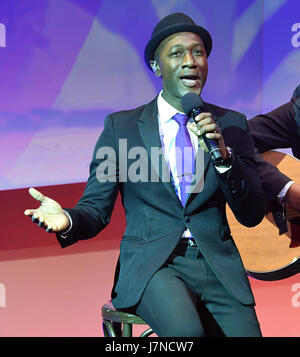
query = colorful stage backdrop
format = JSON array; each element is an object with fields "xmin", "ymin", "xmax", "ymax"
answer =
[{"xmin": 0, "ymin": 0, "xmax": 299, "ymax": 336}]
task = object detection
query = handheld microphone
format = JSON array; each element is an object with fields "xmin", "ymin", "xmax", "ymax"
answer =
[{"xmin": 181, "ymin": 92, "xmax": 222, "ymax": 163}]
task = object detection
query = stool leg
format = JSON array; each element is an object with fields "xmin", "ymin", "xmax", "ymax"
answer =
[
  {"xmin": 102, "ymin": 320, "xmax": 117, "ymax": 337},
  {"xmin": 112, "ymin": 321, "xmax": 122, "ymax": 336},
  {"xmin": 121, "ymin": 323, "xmax": 132, "ymax": 337},
  {"xmin": 139, "ymin": 328, "xmax": 154, "ymax": 337}
]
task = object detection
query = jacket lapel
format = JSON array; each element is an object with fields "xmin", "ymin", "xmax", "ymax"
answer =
[{"xmin": 137, "ymin": 98, "xmax": 181, "ymax": 203}]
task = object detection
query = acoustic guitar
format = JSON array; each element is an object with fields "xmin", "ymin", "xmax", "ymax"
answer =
[{"xmin": 227, "ymin": 151, "xmax": 300, "ymax": 281}]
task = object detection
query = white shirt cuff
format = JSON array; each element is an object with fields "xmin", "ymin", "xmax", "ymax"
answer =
[
  {"xmin": 59, "ymin": 210, "xmax": 73, "ymax": 239},
  {"xmin": 215, "ymin": 165, "xmax": 232, "ymax": 173},
  {"xmin": 278, "ymin": 181, "xmax": 294, "ymax": 203}
]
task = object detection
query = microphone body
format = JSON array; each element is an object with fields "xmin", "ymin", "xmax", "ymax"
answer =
[
  {"xmin": 189, "ymin": 107, "xmax": 222, "ymax": 162},
  {"xmin": 181, "ymin": 93, "xmax": 222, "ymax": 163}
]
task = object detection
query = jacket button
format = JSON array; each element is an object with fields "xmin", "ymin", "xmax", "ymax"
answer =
[{"xmin": 184, "ymin": 216, "xmax": 190, "ymax": 223}]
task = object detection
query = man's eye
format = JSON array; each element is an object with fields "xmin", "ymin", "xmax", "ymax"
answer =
[
  {"xmin": 170, "ymin": 51, "xmax": 181, "ymax": 57},
  {"xmin": 194, "ymin": 49, "xmax": 203, "ymax": 55}
]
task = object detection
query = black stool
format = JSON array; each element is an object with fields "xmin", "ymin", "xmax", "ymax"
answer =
[{"xmin": 101, "ymin": 300, "xmax": 154, "ymax": 337}]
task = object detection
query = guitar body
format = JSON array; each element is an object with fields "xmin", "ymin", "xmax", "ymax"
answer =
[{"xmin": 227, "ymin": 151, "xmax": 300, "ymax": 281}]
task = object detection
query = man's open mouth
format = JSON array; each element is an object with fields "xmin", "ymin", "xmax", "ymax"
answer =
[{"xmin": 180, "ymin": 75, "xmax": 200, "ymax": 87}]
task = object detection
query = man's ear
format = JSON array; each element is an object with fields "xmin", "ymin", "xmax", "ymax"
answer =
[{"xmin": 150, "ymin": 60, "xmax": 161, "ymax": 77}]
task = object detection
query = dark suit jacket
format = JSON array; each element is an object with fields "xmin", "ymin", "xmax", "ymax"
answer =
[
  {"xmin": 57, "ymin": 97, "xmax": 266, "ymax": 308},
  {"xmin": 248, "ymin": 85, "xmax": 300, "ymax": 201}
]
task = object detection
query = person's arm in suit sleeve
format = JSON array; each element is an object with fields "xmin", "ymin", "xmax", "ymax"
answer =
[
  {"xmin": 292, "ymin": 84, "xmax": 300, "ymax": 134},
  {"xmin": 247, "ymin": 84, "xmax": 300, "ymax": 211},
  {"xmin": 248, "ymin": 92, "xmax": 300, "ymax": 153},
  {"xmin": 214, "ymin": 115, "xmax": 267, "ymax": 227},
  {"xmin": 56, "ymin": 114, "xmax": 120, "ymax": 247},
  {"xmin": 253, "ymin": 148, "xmax": 291, "ymax": 203}
]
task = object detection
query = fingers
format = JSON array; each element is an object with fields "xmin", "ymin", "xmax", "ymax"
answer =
[
  {"xmin": 192, "ymin": 112, "xmax": 221, "ymax": 139},
  {"xmin": 193, "ymin": 112, "xmax": 213, "ymax": 123},
  {"xmin": 194, "ymin": 113, "xmax": 216, "ymax": 131},
  {"xmin": 24, "ymin": 209, "xmax": 36, "ymax": 216},
  {"xmin": 28, "ymin": 187, "xmax": 46, "ymax": 203},
  {"xmin": 205, "ymin": 130, "xmax": 221, "ymax": 140},
  {"xmin": 24, "ymin": 209, "xmax": 54, "ymax": 233},
  {"xmin": 24, "ymin": 208, "xmax": 44, "ymax": 224},
  {"xmin": 24, "ymin": 188, "xmax": 45, "ymax": 216},
  {"xmin": 25, "ymin": 189, "xmax": 54, "ymax": 232}
]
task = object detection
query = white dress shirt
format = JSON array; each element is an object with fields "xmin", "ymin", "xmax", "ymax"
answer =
[
  {"xmin": 157, "ymin": 91, "xmax": 208, "ymax": 238},
  {"xmin": 157, "ymin": 91, "xmax": 200, "ymax": 203}
]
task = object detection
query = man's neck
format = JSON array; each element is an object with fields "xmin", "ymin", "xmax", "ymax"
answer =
[{"xmin": 161, "ymin": 90, "xmax": 183, "ymax": 112}]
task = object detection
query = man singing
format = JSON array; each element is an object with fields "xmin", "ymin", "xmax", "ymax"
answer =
[{"xmin": 25, "ymin": 13, "xmax": 267, "ymax": 336}]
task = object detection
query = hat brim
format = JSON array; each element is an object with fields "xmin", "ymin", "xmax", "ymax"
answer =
[{"xmin": 144, "ymin": 23, "xmax": 212, "ymax": 70}]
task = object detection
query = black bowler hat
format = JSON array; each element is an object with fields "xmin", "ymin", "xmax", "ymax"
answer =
[{"xmin": 144, "ymin": 12, "xmax": 213, "ymax": 70}]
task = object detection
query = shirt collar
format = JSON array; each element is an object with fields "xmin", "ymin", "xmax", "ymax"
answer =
[{"xmin": 157, "ymin": 91, "xmax": 184, "ymax": 124}]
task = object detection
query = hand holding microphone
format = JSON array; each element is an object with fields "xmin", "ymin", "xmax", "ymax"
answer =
[{"xmin": 181, "ymin": 92, "xmax": 230, "ymax": 165}]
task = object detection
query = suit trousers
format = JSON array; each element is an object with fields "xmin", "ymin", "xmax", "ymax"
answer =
[{"xmin": 133, "ymin": 239, "xmax": 262, "ymax": 337}]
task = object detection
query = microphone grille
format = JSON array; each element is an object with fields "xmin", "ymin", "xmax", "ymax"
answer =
[{"xmin": 181, "ymin": 92, "xmax": 204, "ymax": 116}]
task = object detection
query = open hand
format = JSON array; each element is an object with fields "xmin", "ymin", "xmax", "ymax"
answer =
[{"xmin": 24, "ymin": 188, "xmax": 70, "ymax": 232}]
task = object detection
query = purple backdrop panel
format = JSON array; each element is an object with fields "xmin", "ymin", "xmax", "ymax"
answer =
[
  {"xmin": 261, "ymin": 0, "xmax": 300, "ymax": 112},
  {"xmin": 0, "ymin": 0, "xmax": 298, "ymax": 190}
]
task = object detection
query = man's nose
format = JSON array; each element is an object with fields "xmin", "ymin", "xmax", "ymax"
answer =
[{"xmin": 182, "ymin": 51, "xmax": 197, "ymax": 67}]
